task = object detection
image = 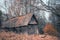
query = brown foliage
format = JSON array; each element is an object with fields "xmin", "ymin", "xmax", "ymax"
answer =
[{"xmin": 43, "ymin": 23, "xmax": 59, "ymax": 36}]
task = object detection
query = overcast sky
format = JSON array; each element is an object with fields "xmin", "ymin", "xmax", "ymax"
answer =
[
  {"xmin": 0, "ymin": 0, "xmax": 6, "ymax": 13},
  {"xmin": 0, "ymin": 0, "xmax": 11, "ymax": 13}
]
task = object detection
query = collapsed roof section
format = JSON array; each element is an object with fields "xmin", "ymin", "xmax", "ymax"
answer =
[{"xmin": 2, "ymin": 13, "xmax": 38, "ymax": 28}]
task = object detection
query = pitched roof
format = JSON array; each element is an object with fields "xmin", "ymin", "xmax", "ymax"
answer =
[
  {"xmin": 2, "ymin": 13, "xmax": 38, "ymax": 28},
  {"xmin": 28, "ymin": 15, "xmax": 38, "ymax": 25}
]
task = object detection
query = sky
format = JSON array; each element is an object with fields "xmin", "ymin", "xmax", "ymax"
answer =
[
  {"xmin": 0, "ymin": 0, "xmax": 10, "ymax": 14},
  {"xmin": 42, "ymin": 0, "xmax": 48, "ymax": 5},
  {"xmin": 0, "ymin": 0, "xmax": 5, "ymax": 12}
]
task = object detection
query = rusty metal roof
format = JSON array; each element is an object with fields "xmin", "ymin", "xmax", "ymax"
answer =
[
  {"xmin": 2, "ymin": 13, "xmax": 38, "ymax": 28},
  {"xmin": 2, "ymin": 13, "xmax": 33, "ymax": 27}
]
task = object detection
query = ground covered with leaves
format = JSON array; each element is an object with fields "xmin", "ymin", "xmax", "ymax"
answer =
[{"xmin": 0, "ymin": 31, "xmax": 60, "ymax": 40}]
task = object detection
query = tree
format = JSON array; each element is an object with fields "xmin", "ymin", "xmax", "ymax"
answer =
[
  {"xmin": 0, "ymin": 10, "xmax": 2, "ymax": 16},
  {"xmin": 0, "ymin": 10, "xmax": 2, "ymax": 26}
]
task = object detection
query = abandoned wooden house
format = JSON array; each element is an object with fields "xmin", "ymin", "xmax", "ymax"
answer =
[{"xmin": 2, "ymin": 13, "xmax": 40, "ymax": 34}]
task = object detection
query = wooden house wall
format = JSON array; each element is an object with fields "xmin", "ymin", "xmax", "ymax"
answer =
[
  {"xmin": 0, "ymin": 25, "xmax": 39, "ymax": 34},
  {"xmin": 16, "ymin": 25, "xmax": 39, "ymax": 34}
]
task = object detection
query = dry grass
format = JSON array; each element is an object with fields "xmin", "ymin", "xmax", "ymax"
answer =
[{"xmin": 0, "ymin": 31, "xmax": 59, "ymax": 40}]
